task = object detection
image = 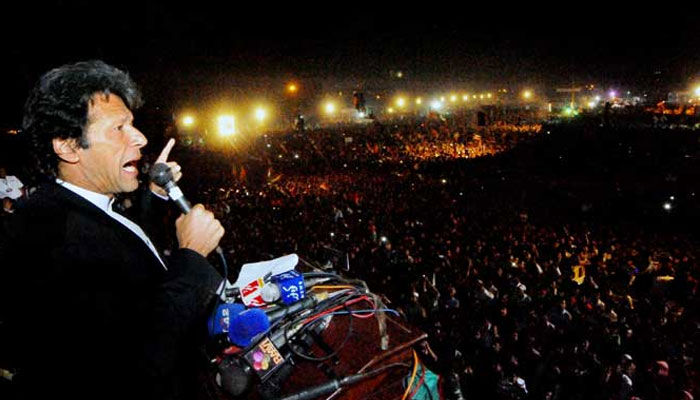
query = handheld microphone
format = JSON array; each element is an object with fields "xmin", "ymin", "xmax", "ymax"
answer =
[
  {"xmin": 149, "ymin": 162, "xmax": 224, "ymax": 257},
  {"xmin": 149, "ymin": 163, "xmax": 191, "ymax": 213}
]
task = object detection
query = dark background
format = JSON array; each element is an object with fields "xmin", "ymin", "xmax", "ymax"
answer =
[{"xmin": 1, "ymin": 2, "xmax": 699, "ymax": 127}]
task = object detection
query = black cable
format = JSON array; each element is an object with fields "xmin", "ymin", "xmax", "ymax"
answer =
[{"xmin": 284, "ymin": 304, "xmax": 354, "ymax": 362}]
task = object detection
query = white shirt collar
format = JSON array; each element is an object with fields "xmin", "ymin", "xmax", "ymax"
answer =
[{"xmin": 56, "ymin": 178, "xmax": 113, "ymax": 212}]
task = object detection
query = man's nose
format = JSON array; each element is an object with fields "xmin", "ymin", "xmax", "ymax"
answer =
[{"xmin": 130, "ymin": 127, "xmax": 148, "ymax": 148}]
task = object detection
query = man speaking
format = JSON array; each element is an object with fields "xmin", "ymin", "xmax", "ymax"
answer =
[{"xmin": 0, "ymin": 60, "xmax": 225, "ymax": 399}]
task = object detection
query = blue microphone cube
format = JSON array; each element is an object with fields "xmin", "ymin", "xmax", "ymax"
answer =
[{"xmin": 273, "ymin": 271, "xmax": 306, "ymax": 305}]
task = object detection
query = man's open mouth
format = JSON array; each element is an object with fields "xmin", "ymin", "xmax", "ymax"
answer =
[{"xmin": 122, "ymin": 159, "xmax": 139, "ymax": 173}]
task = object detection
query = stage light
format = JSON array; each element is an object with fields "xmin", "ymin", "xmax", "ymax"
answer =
[
  {"xmin": 522, "ymin": 90, "xmax": 532, "ymax": 100},
  {"xmin": 462, "ymin": 94, "xmax": 469, "ymax": 101},
  {"xmin": 415, "ymin": 97, "xmax": 422, "ymax": 105},
  {"xmin": 286, "ymin": 83, "xmax": 298, "ymax": 94},
  {"xmin": 324, "ymin": 102, "xmax": 336, "ymax": 115},
  {"xmin": 609, "ymin": 90, "xmax": 617, "ymax": 99},
  {"xmin": 396, "ymin": 97, "xmax": 406, "ymax": 108},
  {"xmin": 182, "ymin": 115, "xmax": 195, "ymax": 127},
  {"xmin": 694, "ymin": 85, "xmax": 700, "ymax": 97},
  {"xmin": 431, "ymin": 100, "xmax": 443, "ymax": 110},
  {"xmin": 450, "ymin": 95, "xmax": 457, "ymax": 103},
  {"xmin": 217, "ymin": 115, "xmax": 236, "ymax": 136},
  {"xmin": 487, "ymin": 93, "xmax": 492, "ymax": 98},
  {"xmin": 387, "ymin": 107, "xmax": 395, "ymax": 114},
  {"xmin": 254, "ymin": 107, "xmax": 267, "ymax": 122},
  {"xmin": 663, "ymin": 202, "xmax": 672, "ymax": 211}
]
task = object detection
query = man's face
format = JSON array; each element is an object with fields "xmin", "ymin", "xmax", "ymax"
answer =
[{"xmin": 75, "ymin": 93, "xmax": 147, "ymax": 196}]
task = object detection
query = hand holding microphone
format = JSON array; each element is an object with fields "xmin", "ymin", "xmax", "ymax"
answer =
[
  {"xmin": 176, "ymin": 204, "xmax": 225, "ymax": 258},
  {"xmin": 149, "ymin": 140, "xmax": 224, "ymax": 258}
]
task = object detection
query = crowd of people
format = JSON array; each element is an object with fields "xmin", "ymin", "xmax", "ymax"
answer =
[
  {"xmin": 125, "ymin": 111, "xmax": 695, "ymax": 399},
  {"xmin": 4, "ymin": 103, "xmax": 700, "ymax": 399}
]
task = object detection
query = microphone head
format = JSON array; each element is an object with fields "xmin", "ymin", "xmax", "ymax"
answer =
[
  {"xmin": 208, "ymin": 302, "xmax": 246, "ymax": 336},
  {"xmin": 218, "ymin": 356, "xmax": 252, "ymax": 397},
  {"xmin": 229, "ymin": 308, "xmax": 270, "ymax": 347},
  {"xmin": 149, "ymin": 162, "xmax": 173, "ymax": 187}
]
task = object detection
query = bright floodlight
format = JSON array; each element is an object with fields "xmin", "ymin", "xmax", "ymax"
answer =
[
  {"xmin": 609, "ymin": 90, "xmax": 617, "ymax": 99},
  {"xmin": 523, "ymin": 90, "xmax": 532, "ymax": 100},
  {"xmin": 396, "ymin": 97, "xmax": 406, "ymax": 108},
  {"xmin": 387, "ymin": 107, "xmax": 395, "ymax": 114},
  {"xmin": 324, "ymin": 102, "xmax": 336, "ymax": 115},
  {"xmin": 287, "ymin": 83, "xmax": 298, "ymax": 94},
  {"xmin": 431, "ymin": 100, "xmax": 443, "ymax": 110},
  {"xmin": 695, "ymin": 86, "xmax": 700, "ymax": 96},
  {"xmin": 182, "ymin": 115, "xmax": 195, "ymax": 127},
  {"xmin": 415, "ymin": 97, "xmax": 423, "ymax": 105},
  {"xmin": 217, "ymin": 115, "xmax": 236, "ymax": 136},
  {"xmin": 663, "ymin": 202, "xmax": 672, "ymax": 211},
  {"xmin": 487, "ymin": 93, "xmax": 492, "ymax": 98},
  {"xmin": 450, "ymin": 95, "xmax": 457, "ymax": 103},
  {"xmin": 588, "ymin": 101, "xmax": 597, "ymax": 109},
  {"xmin": 254, "ymin": 108, "xmax": 267, "ymax": 122},
  {"xmin": 462, "ymin": 94, "xmax": 469, "ymax": 101}
]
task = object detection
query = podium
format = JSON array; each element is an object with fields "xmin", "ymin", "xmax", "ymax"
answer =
[
  {"xmin": 207, "ymin": 306, "xmax": 428, "ymax": 400},
  {"xmin": 277, "ymin": 313, "xmax": 427, "ymax": 400}
]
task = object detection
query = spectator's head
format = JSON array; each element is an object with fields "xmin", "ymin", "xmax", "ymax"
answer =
[{"xmin": 23, "ymin": 60, "xmax": 143, "ymax": 182}]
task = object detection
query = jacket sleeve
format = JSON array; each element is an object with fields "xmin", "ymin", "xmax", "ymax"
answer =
[{"xmin": 139, "ymin": 248, "xmax": 223, "ymax": 382}]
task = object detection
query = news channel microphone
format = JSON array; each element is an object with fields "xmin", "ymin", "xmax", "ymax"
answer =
[
  {"xmin": 208, "ymin": 302, "xmax": 246, "ymax": 336},
  {"xmin": 208, "ymin": 303, "xmax": 271, "ymax": 347}
]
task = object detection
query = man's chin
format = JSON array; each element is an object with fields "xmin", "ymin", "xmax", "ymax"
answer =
[{"xmin": 120, "ymin": 179, "xmax": 140, "ymax": 193}]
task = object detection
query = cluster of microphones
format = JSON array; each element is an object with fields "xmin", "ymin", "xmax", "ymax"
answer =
[{"xmin": 150, "ymin": 162, "xmax": 394, "ymax": 400}]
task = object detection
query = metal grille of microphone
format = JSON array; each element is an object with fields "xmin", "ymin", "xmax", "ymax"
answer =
[{"xmin": 149, "ymin": 163, "xmax": 173, "ymax": 187}]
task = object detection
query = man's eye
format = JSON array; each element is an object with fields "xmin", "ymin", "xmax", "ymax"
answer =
[{"xmin": 116, "ymin": 125, "xmax": 124, "ymax": 131}]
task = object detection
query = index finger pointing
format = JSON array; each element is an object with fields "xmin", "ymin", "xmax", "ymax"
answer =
[{"xmin": 156, "ymin": 138, "xmax": 176, "ymax": 164}]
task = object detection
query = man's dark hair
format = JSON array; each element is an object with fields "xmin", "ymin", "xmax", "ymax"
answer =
[{"xmin": 22, "ymin": 60, "xmax": 144, "ymax": 178}]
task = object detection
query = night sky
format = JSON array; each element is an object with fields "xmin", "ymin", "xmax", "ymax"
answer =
[{"xmin": 1, "ymin": 2, "xmax": 699, "ymax": 127}]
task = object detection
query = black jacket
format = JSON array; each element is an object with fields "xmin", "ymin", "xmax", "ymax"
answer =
[{"xmin": 0, "ymin": 183, "xmax": 222, "ymax": 399}]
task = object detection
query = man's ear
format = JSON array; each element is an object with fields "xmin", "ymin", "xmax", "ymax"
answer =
[{"xmin": 52, "ymin": 137, "xmax": 81, "ymax": 164}]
